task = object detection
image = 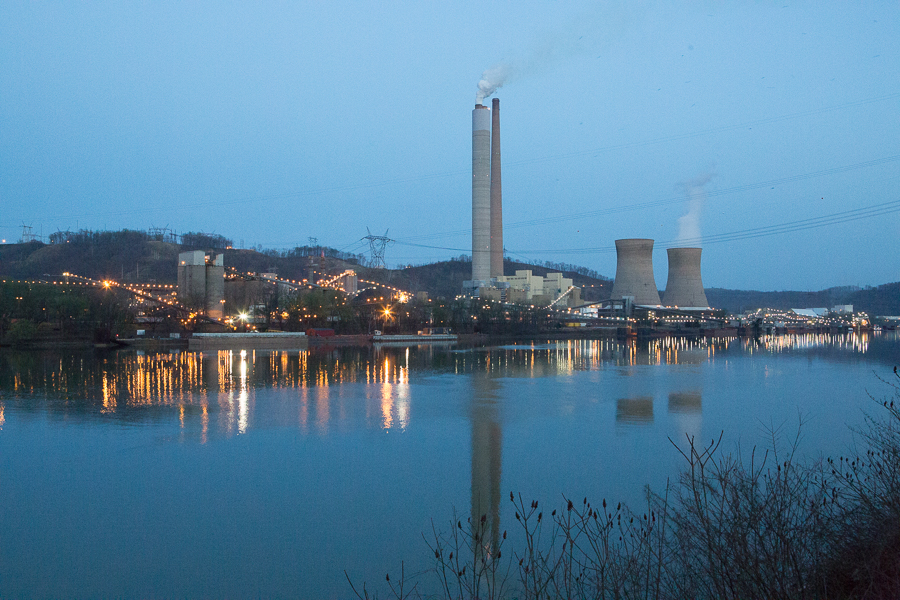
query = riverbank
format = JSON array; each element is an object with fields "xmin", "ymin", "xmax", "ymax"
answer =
[
  {"xmin": 358, "ymin": 394, "xmax": 900, "ymax": 600},
  {"xmin": 1, "ymin": 324, "xmax": 879, "ymax": 352}
]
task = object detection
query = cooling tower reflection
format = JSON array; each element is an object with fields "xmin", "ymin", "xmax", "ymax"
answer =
[
  {"xmin": 668, "ymin": 392, "xmax": 702, "ymax": 413},
  {"xmin": 669, "ymin": 391, "xmax": 703, "ymax": 440},
  {"xmin": 616, "ymin": 396, "xmax": 654, "ymax": 425}
]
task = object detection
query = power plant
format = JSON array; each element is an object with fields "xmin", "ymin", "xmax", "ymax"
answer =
[
  {"xmin": 471, "ymin": 103, "xmax": 492, "ymax": 284},
  {"xmin": 662, "ymin": 247, "xmax": 709, "ymax": 308},
  {"xmin": 489, "ymin": 97, "xmax": 503, "ymax": 278},
  {"xmin": 609, "ymin": 239, "xmax": 661, "ymax": 306},
  {"xmin": 469, "ymin": 97, "xmax": 506, "ymax": 287},
  {"xmin": 177, "ymin": 250, "xmax": 225, "ymax": 319},
  {"xmin": 462, "ymin": 96, "xmax": 710, "ymax": 313}
]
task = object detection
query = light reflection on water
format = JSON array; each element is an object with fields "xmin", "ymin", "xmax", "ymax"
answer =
[
  {"xmin": 0, "ymin": 331, "xmax": 898, "ymax": 598},
  {"xmin": 0, "ymin": 332, "xmax": 896, "ymax": 440}
]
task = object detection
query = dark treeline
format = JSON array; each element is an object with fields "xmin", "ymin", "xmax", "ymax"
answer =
[
  {"xmin": 247, "ymin": 290, "xmax": 561, "ymax": 337},
  {"xmin": 707, "ymin": 283, "xmax": 900, "ymax": 316},
  {"xmin": 0, "ymin": 281, "xmax": 131, "ymax": 344},
  {"xmin": 260, "ymin": 245, "xmax": 367, "ymax": 264},
  {"xmin": 1, "ymin": 229, "xmax": 897, "ymax": 314},
  {"xmin": 0, "ymin": 230, "xmax": 179, "ymax": 283}
]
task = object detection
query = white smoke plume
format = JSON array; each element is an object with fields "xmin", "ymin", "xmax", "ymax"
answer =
[
  {"xmin": 476, "ymin": 63, "xmax": 514, "ymax": 104},
  {"xmin": 472, "ymin": 2, "xmax": 646, "ymax": 104},
  {"xmin": 676, "ymin": 171, "xmax": 715, "ymax": 245}
]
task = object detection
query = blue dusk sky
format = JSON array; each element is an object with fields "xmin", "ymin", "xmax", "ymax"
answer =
[{"xmin": 1, "ymin": 1, "xmax": 898, "ymax": 291}]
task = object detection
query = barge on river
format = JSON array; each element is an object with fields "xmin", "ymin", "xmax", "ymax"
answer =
[
  {"xmin": 373, "ymin": 327, "xmax": 457, "ymax": 344},
  {"xmin": 188, "ymin": 332, "xmax": 308, "ymax": 351}
]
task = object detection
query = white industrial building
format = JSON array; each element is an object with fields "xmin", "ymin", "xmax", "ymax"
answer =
[{"xmin": 495, "ymin": 270, "xmax": 581, "ymax": 307}]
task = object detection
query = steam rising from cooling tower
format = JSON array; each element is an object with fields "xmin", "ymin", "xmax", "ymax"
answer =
[
  {"xmin": 676, "ymin": 171, "xmax": 714, "ymax": 244},
  {"xmin": 662, "ymin": 248, "xmax": 709, "ymax": 308},
  {"xmin": 610, "ymin": 239, "xmax": 661, "ymax": 306}
]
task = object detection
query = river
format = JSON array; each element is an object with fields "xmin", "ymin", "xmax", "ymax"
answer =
[{"xmin": 1, "ymin": 332, "xmax": 897, "ymax": 598}]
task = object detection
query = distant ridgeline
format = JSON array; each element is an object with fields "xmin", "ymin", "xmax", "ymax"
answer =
[
  {"xmin": 705, "ymin": 284, "xmax": 900, "ymax": 316},
  {"xmin": 0, "ymin": 228, "xmax": 897, "ymax": 313},
  {"xmin": 0, "ymin": 229, "xmax": 365, "ymax": 286}
]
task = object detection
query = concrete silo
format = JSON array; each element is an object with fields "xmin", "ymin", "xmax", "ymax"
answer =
[
  {"xmin": 662, "ymin": 247, "xmax": 709, "ymax": 307},
  {"xmin": 177, "ymin": 250, "xmax": 225, "ymax": 319},
  {"xmin": 610, "ymin": 238, "xmax": 661, "ymax": 305}
]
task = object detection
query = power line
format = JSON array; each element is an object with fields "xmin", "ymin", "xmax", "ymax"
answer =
[
  {"xmin": 504, "ymin": 92, "xmax": 900, "ymax": 168},
  {"xmin": 394, "ymin": 153, "xmax": 900, "ymax": 243},
  {"xmin": 515, "ymin": 197, "xmax": 900, "ymax": 256},
  {"xmin": 363, "ymin": 228, "xmax": 393, "ymax": 269},
  {"xmin": 27, "ymin": 92, "xmax": 900, "ymax": 222}
]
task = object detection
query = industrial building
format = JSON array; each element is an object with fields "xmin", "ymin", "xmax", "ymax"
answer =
[
  {"xmin": 489, "ymin": 97, "xmax": 503, "ymax": 279},
  {"xmin": 662, "ymin": 248, "xmax": 710, "ymax": 308},
  {"xmin": 468, "ymin": 102, "xmax": 495, "ymax": 288},
  {"xmin": 177, "ymin": 250, "xmax": 225, "ymax": 319},
  {"xmin": 462, "ymin": 97, "xmax": 583, "ymax": 307},
  {"xmin": 607, "ymin": 240, "xmax": 713, "ymax": 313},
  {"xmin": 492, "ymin": 270, "xmax": 581, "ymax": 307},
  {"xmin": 465, "ymin": 98, "xmax": 507, "ymax": 289},
  {"xmin": 609, "ymin": 239, "xmax": 661, "ymax": 306}
]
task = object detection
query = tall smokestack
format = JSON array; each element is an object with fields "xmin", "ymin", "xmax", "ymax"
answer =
[
  {"xmin": 489, "ymin": 97, "xmax": 503, "ymax": 277},
  {"xmin": 472, "ymin": 104, "xmax": 491, "ymax": 283},
  {"xmin": 610, "ymin": 238, "xmax": 661, "ymax": 306},
  {"xmin": 662, "ymin": 248, "xmax": 709, "ymax": 307}
]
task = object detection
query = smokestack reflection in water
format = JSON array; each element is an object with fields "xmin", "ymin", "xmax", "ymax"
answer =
[{"xmin": 471, "ymin": 373, "xmax": 502, "ymax": 559}]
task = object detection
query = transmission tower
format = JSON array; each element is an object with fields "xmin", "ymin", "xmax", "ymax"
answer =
[
  {"xmin": 363, "ymin": 228, "xmax": 392, "ymax": 269},
  {"xmin": 20, "ymin": 224, "xmax": 37, "ymax": 243}
]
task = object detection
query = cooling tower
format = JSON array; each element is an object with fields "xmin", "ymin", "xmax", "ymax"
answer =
[
  {"xmin": 471, "ymin": 104, "xmax": 491, "ymax": 283},
  {"xmin": 489, "ymin": 97, "xmax": 503, "ymax": 277},
  {"xmin": 610, "ymin": 238, "xmax": 661, "ymax": 305},
  {"xmin": 662, "ymin": 247, "xmax": 709, "ymax": 307}
]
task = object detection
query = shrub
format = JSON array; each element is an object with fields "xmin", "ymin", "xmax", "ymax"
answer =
[
  {"xmin": 5, "ymin": 319, "xmax": 37, "ymax": 345},
  {"xmin": 349, "ymin": 373, "xmax": 900, "ymax": 600}
]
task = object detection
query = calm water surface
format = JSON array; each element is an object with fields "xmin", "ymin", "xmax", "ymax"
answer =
[{"xmin": 1, "ymin": 333, "xmax": 898, "ymax": 598}]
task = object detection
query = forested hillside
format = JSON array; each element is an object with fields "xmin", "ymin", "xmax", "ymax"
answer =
[
  {"xmin": 1, "ymin": 230, "xmax": 896, "ymax": 314},
  {"xmin": 706, "ymin": 284, "xmax": 900, "ymax": 316}
]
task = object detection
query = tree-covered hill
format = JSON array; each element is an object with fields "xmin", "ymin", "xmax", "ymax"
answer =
[
  {"xmin": 706, "ymin": 284, "xmax": 900, "ymax": 316},
  {"xmin": 0, "ymin": 231, "xmax": 613, "ymax": 301},
  {"xmin": 2, "ymin": 229, "xmax": 897, "ymax": 314},
  {"xmin": 0, "ymin": 232, "xmax": 180, "ymax": 282}
]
